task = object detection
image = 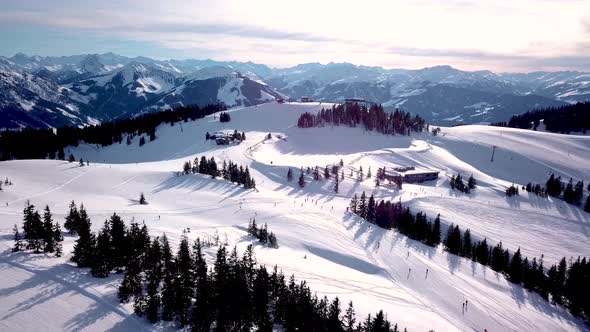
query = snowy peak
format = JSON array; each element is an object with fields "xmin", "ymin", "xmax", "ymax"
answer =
[{"xmin": 79, "ymin": 54, "xmax": 106, "ymax": 74}]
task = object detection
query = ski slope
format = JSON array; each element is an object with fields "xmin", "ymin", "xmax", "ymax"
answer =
[{"xmin": 1, "ymin": 101, "xmax": 589, "ymax": 331}]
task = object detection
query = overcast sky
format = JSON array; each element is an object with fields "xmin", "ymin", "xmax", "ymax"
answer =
[{"xmin": 0, "ymin": 0, "xmax": 589, "ymax": 72}]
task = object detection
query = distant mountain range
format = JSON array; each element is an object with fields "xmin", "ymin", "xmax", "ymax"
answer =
[{"xmin": 1, "ymin": 53, "xmax": 588, "ymax": 129}]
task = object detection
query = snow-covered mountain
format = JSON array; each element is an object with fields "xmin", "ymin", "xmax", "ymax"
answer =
[
  {"xmin": 0, "ymin": 70, "xmax": 93, "ymax": 128},
  {"xmin": 1, "ymin": 53, "xmax": 589, "ymax": 129},
  {"xmin": 0, "ymin": 55, "xmax": 285, "ymax": 128},
  {"xmin": 265, "ymin": 63, "xmax": 579, "ymax": 125}
]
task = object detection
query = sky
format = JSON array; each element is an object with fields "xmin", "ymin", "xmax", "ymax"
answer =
[{"xmin": 0, "ymin": 0, "xmax": 589, "ymax": 72}]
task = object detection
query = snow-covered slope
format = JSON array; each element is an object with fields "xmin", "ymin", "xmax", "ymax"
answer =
[{"xmin": 1, "ymin": 102, "xmax": 588, "ymax": 331}]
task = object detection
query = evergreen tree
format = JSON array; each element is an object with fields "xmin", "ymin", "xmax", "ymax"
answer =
[
  {"xmin": 349, "ymin": 194, "xmax": 358, "ymax": 214},
  {"xmin": 42, "ymin": 205, "xmax": 56, "ymax": 253},
  {"xmin": 109, "ymin": 213, "xmax": 128, "ymax": 271},
  {"xmin": 563, "ymin": 178, "xmax": 574, "ymax": 203},
  {"xmin": 428, "ymin": 214, "xmax": 441, "ymax": 246},
  {"xmin": 585, "ymin": 195, "xmax": 590, "ymax": 213},
  {"xmin": 64, "ymin": 200, "xmax": 79, "ymax": 234},
  {"xmin": 509, "ymin": 247, "xmax": 523, "ymax": 284},
  {"xmin": 145, "ymin": 237, "xmax": 163, "ymax": 323},
  {"xmin": 343, "ymin": 301, "xmax": 356, "ymax": 332},
  {"xmin": 23, "ymin": 202, "xmax": 43, "ymax": 253},
  {"xmin": 287, "ymin": 168, "xmax": 293, "ymax": 182},
  {"xmin": 139, "ymin": 192, "xmax": 147, "ymax": 205},
  {"xmin": 358, "ymin": 166, "xmax": 364, "ymax": 182},
  {"xmin": 468, "ymin": 174, "xmax": 477, "ymax": 190},
  {"xmin": 334, "ymin": 173, "xmax": 339, "ymax": 193},
  {"xmin": 443, "ymin": 224, "xmax": 462, "ymax": 255},
  {"xmin": 462, "ymin": 229, "xmax": 472, "ymax": 258},
  {"xmin": 327, "ymin": 297, "xmax": 344, "ymax": 332},
  {"xmin": 12, "ymin": 224, "xmax": 23, "ymax": 252},
  {"xmin": 268, "ymin": 232, "xmax": 279, "ymax": 248},
  {"xmin": 358, "ymin": 192, "xmax": 367, "ymax": 219},
  {"xmin": 53, "ymin": 222, "xmax": 63, "ymax": 257},
  {"xmin": 174, "ymin": 234, "xmax": 193, "ymax": 325},
  {"xmin": 298, "ymin": 169, "xmax": 306, "ymax": 188},
  {"xmin": 91, "ymin": 221, "xmax": 113, "ymax": 278},
  {"xmin": 68, "ymin": 153, "xmax": 76, "ymax": 162},
  {"xmin": 367, "ymin": 195, "xmax": 376, "ymax": 222},
  {"xmin": 71, "ymin": 204, "xmax": 95, "ymax": 267},
  {"xmin": 252, "ymin": 266, "xmax": 272, "ymax": 332},
  {"xmin": 118, "ymin": 256, "xmax": 143, "ymax": 303}
]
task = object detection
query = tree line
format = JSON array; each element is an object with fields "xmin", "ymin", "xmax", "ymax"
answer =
[
  {"xmin": 13, "ymin": 200, "xmax": 413, "ymax": 332},
  {"xmin": 182, "ymin": 156, "xmax": 256, "ymax": 189},
  {"xmin": 518, "ymin": 174, "xmax": 589, "ymax": 212},
  {"xmin": 247, "ymin": 218, "xmax": 279, "ymax": 248},
  {"xmin": 13, "ymin": 201, "xmax": 64, "ymax": 256},
  {"xmin": 449, "ymin": 174, "xmax": 476, "ymax": 194},
  {"xmin": 0, "ymin": 103, "xmax": 226, "ymax": 160},
  {"xmin": 493, "ymin": 102, "xmax": 590, "ymax": 134},
  {"xmin": 297, "ymin": 103, "xmax": 426, "ymax": 136},
  {"xmin": 219, "ymin": 112, "xmax": 231, "ymax": 123},
  {"xmin": 349, "ymin": 193, "xmax": 590, "ymax": 321},
  {"xmin": 349, "ymin": 192, "xmax": 441, "ymax": 247}
]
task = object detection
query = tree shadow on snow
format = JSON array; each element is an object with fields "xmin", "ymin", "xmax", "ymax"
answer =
[{"xmin": 0, "ymin": 250, "xmax": 139, "ymax": 331}]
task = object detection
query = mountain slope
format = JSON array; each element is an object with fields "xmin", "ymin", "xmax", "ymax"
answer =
[{"xmin": 1, "ymin": 102, "xmax": 588, "ymax": 331}]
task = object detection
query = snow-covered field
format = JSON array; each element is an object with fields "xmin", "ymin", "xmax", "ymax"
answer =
[{"xmin": 1, "ymin": 101, "xmax": 589, "ymax": 331}]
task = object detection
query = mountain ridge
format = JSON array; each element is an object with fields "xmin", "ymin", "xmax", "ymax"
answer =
[{"xmin": 0, "ymin": 53, "xmax": 588, "ymax": 129}]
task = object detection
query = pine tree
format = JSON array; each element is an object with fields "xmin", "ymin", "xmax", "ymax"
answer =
[
  {"xmin": 287, "ymin": 168, "xmax": 293, "ymax": 182},
  {"xmin": 145, "ymin": 237, "xmax": 163, "ymax": 323},
  {"xmin": 298, "ymin": 169, "xmax": 306, "ymax": 188},
  {"xmin": 109, "ymin": 213, "xmax": 128, "ymax": 271},
  {"xmin": 118, "ymin": 256, "xmax": 143, "ymax": 303},
  {"xmin": 64, "ymin": 200, "xmax": 79, "ymax": 234},
  {"xmin": 92, "ymin": 221, "xmax": 113, "ymax": 277},
  {"xmin": 358, "ymin": 192, "xmax": 367, "ymax": 219},
  {"xmin": 72, "ymin": 204, "xmax": 95, "ymax": 267},
  {"xmin": 343, "ymin": 301, "xmax": 356, "ymax": 332},
  {"xmin": 585, "ymin": 195, "xmax": 590, "ymax": 213},
  {"xmin": 53, "ymin": 221, "xmax": 64, "ymax": 257},
  {"xmin": 191, "ymin": 238, "xmax": 213, "ymax": 331},
  {"xmin": 12, "ymin": 224, "xmax": 23, "ymax": 252},
  {"xmin": 327, "ymin": 297, "xmax": 344, "ymax": 332},
  {"xmin": 428, "ymin": 214, "xmax": 441, "ymax": 246},
  {"xmin": 367, "ymin": 166, "xmax": 372, "ymax": 179},
  {"xmin": 358, "ymin": 166, "xmax": 364, "ymax": 182},
  {"xmin": 175, "ymin": 234, "xmax": 193, "ymax": 325},
  {"xmin": 468, "ymin": 174, "xmax": 477, "ymax": 190},
  {"xmin": 462, "ymin": 229, "xmax": 472, "ymax": 258},
  {"xmin": 334, "ymin": 173, "xmax": 339, "ymax": 193},
  {"xmin": 509, "ymin": 247, "xmax": 523, "ymax": 284},
  {"xmin": 23, "ymin": 202, "xmax": 43, "ymax": 253},
  {"xmin": 68, "ymin": 153, "xmax": 76, "ymax": 162},
  {"xmin": 367, "ymin": 195, "xmax": 376, "ymax": 222},
  {"xmin": 349, "ymin": 194, "xmax": 358, "ymax": 214},
  {"xmin": 252, "ymin": 266, "xmax": 272, "ymax": 332},
  {"xmin": 42, "ymin": 205, "xmax": 56, "ymax": 253},
  {"xmin": 139, "ymin": 192, "xmax": 147, "ymax": 205},
  {"xmin": 269, "ymin": 232, "xmax": 279, "ymax": 248}
]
